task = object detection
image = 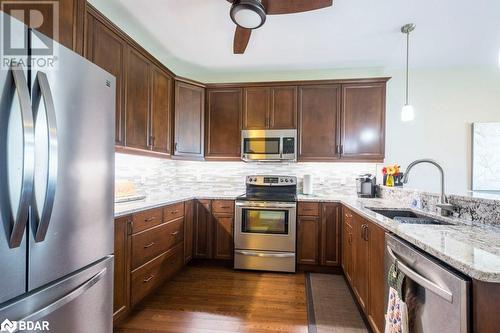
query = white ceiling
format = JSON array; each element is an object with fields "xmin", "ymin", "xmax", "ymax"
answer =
[{"xmin": 104, "ymin": 0, "xmax": 500, "ymax": 72}]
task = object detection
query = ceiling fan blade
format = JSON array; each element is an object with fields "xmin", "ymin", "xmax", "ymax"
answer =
[
  {"xmin": 263, "ymin": 0, "xmax": 333, "ymax": 15},
  {"xmin": 233, "ymin": 26, "xmax": 252, "ymax": 54}
]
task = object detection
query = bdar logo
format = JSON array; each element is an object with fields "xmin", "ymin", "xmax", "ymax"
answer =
[{"xmin": 0, "ymin": 319, "xmax": 17, "ymax": 333}]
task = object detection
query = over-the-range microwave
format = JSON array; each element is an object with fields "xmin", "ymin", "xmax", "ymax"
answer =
[{"xmin": 241, "ymin": 129, "xmax": 297, "ymax": 162}]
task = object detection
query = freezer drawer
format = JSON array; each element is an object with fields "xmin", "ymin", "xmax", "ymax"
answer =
[
  {"xmin": 385, "ymin": 234, "xmax": 470, "ymax": 333},
  {"xmin": 0, "ymin": 256, "xmax": 113, "ymax": 333}
]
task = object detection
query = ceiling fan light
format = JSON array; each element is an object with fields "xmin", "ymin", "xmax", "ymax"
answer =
[{"xmin": 230, "ymin": 0, "xmax": 266, "ymax": 29}]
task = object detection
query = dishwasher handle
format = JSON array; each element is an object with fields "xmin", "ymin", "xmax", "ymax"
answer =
[{"xmin": 387, "ymin": 245, "xmax": 454, "ymax": 303}]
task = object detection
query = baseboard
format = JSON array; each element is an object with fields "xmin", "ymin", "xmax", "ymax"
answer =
[{"xmin": 298, "ymin": 264, "xmax": 343, "ymax": 274}]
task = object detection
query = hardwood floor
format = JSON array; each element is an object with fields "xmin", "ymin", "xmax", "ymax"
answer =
[{"xmin": 115, "ymin": 263, "xmax": 308, "ymax": 333}]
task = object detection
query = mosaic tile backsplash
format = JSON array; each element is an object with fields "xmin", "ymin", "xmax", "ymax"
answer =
[{"xmin": 115, "ymin": 153, "xmax": 377, "ymax": 197}]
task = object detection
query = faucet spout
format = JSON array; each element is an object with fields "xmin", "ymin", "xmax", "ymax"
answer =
[{"xmin": 402, "ymin": 159, "xmax": 454, "ymax": 216}]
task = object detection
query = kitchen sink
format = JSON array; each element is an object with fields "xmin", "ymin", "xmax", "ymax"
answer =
[{"xmin": 368, "ymin": 208, "xmax": 453, "ymax": 225}]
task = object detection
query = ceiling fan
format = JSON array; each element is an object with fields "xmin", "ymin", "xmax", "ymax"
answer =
[{"xmin": 226, "ymin": 0, "xmax": 333, "ymax": 54}]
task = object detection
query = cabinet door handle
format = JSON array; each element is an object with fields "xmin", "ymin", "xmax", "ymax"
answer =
[
  {"xmin": 174, "ymin": 142, "xmax": 178, "ymax": 152},
  {"xmin": 144, "ymin": 242, "xmax": 155, "ymax": 249},
  {"xmin": 170, "ymin": 210, "xmax": 179, "ymax": 215},
  {"xmin": 144, "ymin": 217, "xmax": 156, "ymax": 222},
  {"xmin": 171, "ymin": 231, "xmax": 180, "ymax": 236},
  {"xmin": 143, "ymin": 275, "xmax": 154, "ymax": 283}
]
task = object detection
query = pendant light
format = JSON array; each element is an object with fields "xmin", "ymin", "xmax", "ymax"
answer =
[{"xmin": 401, "ymin": 23, "xmax": 416, "ymax": 122}]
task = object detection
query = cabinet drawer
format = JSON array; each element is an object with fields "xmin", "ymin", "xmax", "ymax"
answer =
[
  {"xmin": 164, "ymin": 216, "xmax": 184, "ymax": 250},
  {"xmin": 212, "ymin": 200, "xmax": 234, "ymax": 214},
  {"xmin": 164, "ymin": 202, "xmax": 184, "ymax": 222},
  {"xmin": 130, "ymin": 242, "xmax": 183, "ymax": 306},
  {"xmin": 298, "ymin": 202, "xmax": 320, "ymax": 216},
  {"xmin": 132, "ymin": 208, "xmax": 163, "ymax": 234},
  {"xmin": 131, "ymin": 223, "xmax": 170, "ymax": 270}
]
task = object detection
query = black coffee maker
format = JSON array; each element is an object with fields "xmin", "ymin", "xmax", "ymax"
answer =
[{"xmin": 356, "ymin": 174, "xmax": 376, "ymax": 198}]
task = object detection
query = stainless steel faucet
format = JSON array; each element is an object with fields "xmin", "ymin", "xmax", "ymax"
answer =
[{"xmin": 402, "ymin": 159, "xmax": 455, "ymax": 216}]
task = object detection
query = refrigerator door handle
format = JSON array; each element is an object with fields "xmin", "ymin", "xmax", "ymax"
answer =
[
  {"xmin": 9, "ymin": 62, "xmax": 35, "ymax": 248},
  {"xmin": 19, "ymin": 267, "xmax": 107, "ymax": 323},
  {"xmin": 31, "ymin": 71, "xmax": 58, "ymax": 242}
]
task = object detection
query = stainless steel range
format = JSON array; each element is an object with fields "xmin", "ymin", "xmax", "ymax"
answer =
[{"xmin": 234, "ymin": 175, "xmax": 297, "ymax": 272}]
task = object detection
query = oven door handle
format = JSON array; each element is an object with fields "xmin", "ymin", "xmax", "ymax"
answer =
[
  {"xmin": 235, "ymin": 201, "xmax": 297, "ymax": 209},
  {"xmin": 387, "ymin": 245, "xmax": 453, "ymax": 303},
  {"xmin": 235, "ymin": 250, "xmax": 295, "ymax": 258}
]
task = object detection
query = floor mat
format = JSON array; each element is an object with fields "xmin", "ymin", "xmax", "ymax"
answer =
[{"xmin": 306, "ymin": 273, "xmax": 368, "ymax": 333}]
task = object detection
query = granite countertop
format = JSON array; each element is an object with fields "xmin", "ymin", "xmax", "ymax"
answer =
[{"xmin": 115, "ymin": 188, "xmax": 500, "ymax": 283}]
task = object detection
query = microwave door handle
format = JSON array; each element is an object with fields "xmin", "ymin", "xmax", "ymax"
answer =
[
  {"xmin": 387, "ymin": 245, "xmax": 453, "ymax": 303},
  {"xmin": 7, "ymin": 63, "xmax": 35, "ymax": 248},
  {"xmin": 31, "ymin": 71, "xmax": 58, "ymax": 242}
]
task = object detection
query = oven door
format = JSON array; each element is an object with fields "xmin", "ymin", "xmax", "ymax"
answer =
[{"xmin": 234, "ymin": 201, "xmax": 296, "ymax": 252}]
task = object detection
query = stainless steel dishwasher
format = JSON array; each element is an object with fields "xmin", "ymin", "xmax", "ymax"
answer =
[{"xmin": 385, "ymin": 234, "xmax": 470, "ymax": 333}]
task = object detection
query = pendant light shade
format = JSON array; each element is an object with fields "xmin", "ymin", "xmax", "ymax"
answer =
[
  {"xmin": 401, "ymin": 104, "xmax": 415, "ymax": 122},
  {"xmin": 401, "ymin": 23, "xmax": 415, "ymax": 122}
]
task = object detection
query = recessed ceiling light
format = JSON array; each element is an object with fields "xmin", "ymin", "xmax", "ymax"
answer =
[{"xmin": 230, "ymin": 0, "xmax": 266, "ymax": 30}]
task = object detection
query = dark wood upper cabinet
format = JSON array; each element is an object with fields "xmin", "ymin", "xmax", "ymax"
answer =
[
  {"xmin": 125, "ymin": 48, "xmax": 150, "ymax": 150},
  {"xmin": 298, "ymin": 85, "xmax": 341, "ymax": 161},
  {"xmin": 205, "ymin": 89, "xmax": 242, "ymax": 159},
  {"xmin": 243, "ymin": 87, "xmax": 270, "ymax": 129},
  {"xmin": 174, "ymin": 81, "xmax": 205, "ymax": 159},
  {"xmin": 297, "ymin": 216, "xmax": 320, "ymax": 265},
  {"xmin": 85, "ymin": 12, "xmax": 126, "ymax": 145},
  {"xmin": 150, "ymin": 68, "xmax": 173, "ymax": 154},
  {"xmin": 270, "ymin": 86, "xmax": 297, "ymax": 129},
  {"xmin": 242, "ymin": 86, "xmax": 297, "ymax": 130},
  {"xmin": 320, "ymin": 203, "xmax": 340, "ymax": 267},
  {"xmin": 341, "ymin": 83, "xmax": 386, "ymax": 161}
]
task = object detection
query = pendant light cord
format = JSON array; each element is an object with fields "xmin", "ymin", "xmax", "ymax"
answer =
[{"xmin": 405, "ymin": 30, "xmax": 410, "ymax": 105}]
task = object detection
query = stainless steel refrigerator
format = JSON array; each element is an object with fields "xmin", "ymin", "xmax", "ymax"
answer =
[{"xmin": 0, "ymin": 12, "xmax": 115, "ymax": 332}]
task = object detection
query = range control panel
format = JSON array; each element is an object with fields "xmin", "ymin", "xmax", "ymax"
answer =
[{"xmin": 246, "ymin": 175, "xmax": 297, "ymax": 186}]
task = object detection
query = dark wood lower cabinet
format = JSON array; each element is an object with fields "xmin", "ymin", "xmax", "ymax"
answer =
[
  {"xmin": 367, "ymin": 221, "xmax": 385, "ymax": 333},
  {"xmin": 297, "ymin": 215, "xmax": 320, "ymax": 265},
  {"xmin": 297, "ymin": 202, "xmax": 340, "ymax": 269},
  {"xmin": 192, "ymin": 199, "xmax": 234, "ymax": 260},
  {"xmin": 342, "ymin": 208, "xmax": 354, "ymax": 283},
  {"xmin": 352, "ymin": 214, "xmax": 369, "ymax": 312},
  {"xmin": 321, "ymin": 203, "xmax": 341, "ymax": 266},
  {"xmin": 213, "ymin": 214, "xmax": 234, "ymax": 260},
  {"xmin": 113, "ymin": 216, "xmax": 131, "ymax": 323},
  {"xmin": 193, "ymin": 200, "xmax": 212, "ymax": 258},
  {"xmin": 342, "ymin": 208, "xmax": 386, "ymax": 333},
  {"xmin": 184, "ymin": 200, "xmax": 194, "ymax": 263}
]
